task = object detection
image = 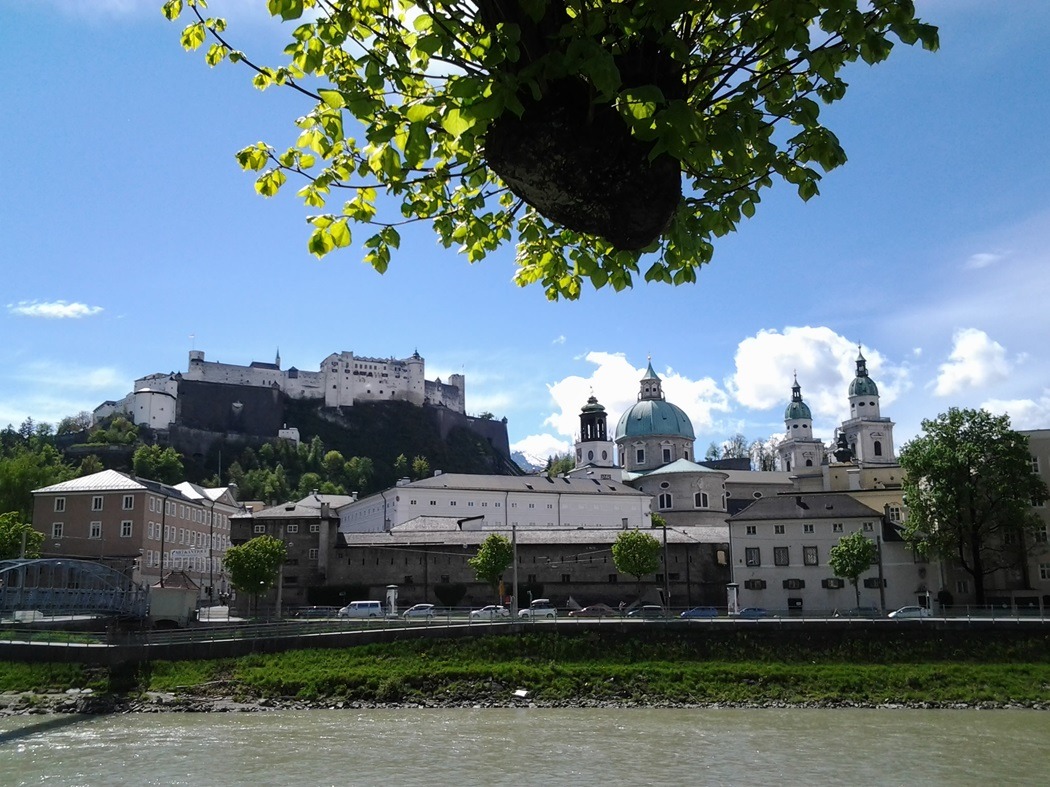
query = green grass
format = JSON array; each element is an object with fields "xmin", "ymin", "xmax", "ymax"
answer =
[{"xmin": 1, "ymin": 633, "xmax": 1048, "ymax": 705}]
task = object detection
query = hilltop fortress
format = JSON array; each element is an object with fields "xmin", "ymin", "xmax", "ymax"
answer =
[{"xmin": 94, "ymin": 349, "xmax": 466, "ymax": 431}]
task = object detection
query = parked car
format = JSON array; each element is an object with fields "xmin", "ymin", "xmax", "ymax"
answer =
[
  {"xmin": 470, "ymin": 604, "xmax": 511, "ymax": 620},
  {"xmin": 338, "ymin": 600, "xmax": 384, "ymax": 618},
  {"xmin": 834, "ymin": 606, "xmax": 883, "ymax": 618},
  {"xmin": 403, "ymin": 603, "xmax": 437, "ymax": 620},
  {"xmin": 889, "ymin": 605, "xmax": 931, "ymax": 619},
  {"xmin": 627, "ymin": 605, "xmax": 665, "ymax": 619},
  {"xmin": 680, "ymin": 606, "xmax": 719, "ymax": 619},
  {"xmin": 735, "ymin": 607, "xmax": 769, "ymax": 619},
  {"xmin": 518, "ymin": 599, "xmax": 558, "ymax": 619},
  {"xmin": 569, "ymin": 604, "xmax": 617, "ymax": 618}
]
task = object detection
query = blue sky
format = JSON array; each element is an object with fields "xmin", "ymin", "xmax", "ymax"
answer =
[{"xmin": 3, "ymin": 1, "xmax": 1050, "ymax": 466}]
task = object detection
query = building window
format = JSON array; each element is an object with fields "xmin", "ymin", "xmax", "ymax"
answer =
[
  {"xmin": 121, "ymin": 521, "xmax": 133, "ymax": 538},
  {"xmin": 873, "ymin": 440, "xmax": 883, "ymax": 457},
  {"xmin": 636, "ymin": 448, "xmax": 645, "ymax": 464},
  {"xmin": 783, "ymin": 578, "xmax": 805, "ymax": 590},
  {"xmin": 745, "ymin": 525, "xmax": 757, "ymax": 535},
  {"xmin": 1036, "ymin": 527, "xmax": 1049, "ymax": 544},
  {"xmin": 1039, "ymin": 563, "xmax": 1050, "ymax": 581},
  {"xmin": 309, "ymin": 523, "xmax": 320, "ymax": 533},
  {"xmin": 773, "ymin": 547, "xmax": 789, "ymax": 566},
  {"xmin": 1033, "ymin": 497, "xmax": 1046, "ymax": 508},
  {"xmin": 287, "ymin": 524, "xmax": 299, "ymax": 534},
  {"xmin": 308, "ymin": 548, "xmax": 319, "ymax": 560},
  {"xmin": 527, "ymin": 574, "xmax": 537, "ymax": 584},
  {"xmin": 52, "ymin": 522, "xmax": 63, "ymax": 539},
  {"xmin": 561, "ymin": 574, "xmax": 571, "ymax": 583},
  {"xmin": 608, "ymin": 574, "xmax": 618, "ymax": 583},
  {"xmin": 54, "ymin": 497, "xmax": 65, "ymax": 513},
  {"xmin": 745, "ymin": 547, "xmax": 761, "ymax": 567},
  {"xmin": 803, "ymin": 546, "xmax": 818, "ymax": 566},
  {"xmin": 886, "ymin": 505, "xmax": 902, "ymax": 522},
  {"xmin": 803, "ymin": 524, "xmax": 814, "ymax": 534},
  {"xmin": 658, "ymin": 493, "xmax": 672, "ymax": 510},
  {"xmin": 774, "ymin": 524, "xmax": 785, "ymax": 535},
  {"xmin": 662, "ymin": 448, "xmax": 672, "ymax": 463},
  {"xmin": 694, "ymin": 492, "xmax": 709, "ymax": 508},
  {"xmin": 956, "ymin": 579, "xmax": 970, "ymax": 594},
  {"xmin": 1031, "ymin": 455, "xmax": 1040, "ymax": 474},
  {"xmin": 833, "ymin": 523, "xmax": 843, "ymax": 533},
  {"xmin": 253, "ymin": 524, "xmax": 266, "ymax": 534},
  {"xmin": 863, "ymin": 577, "xmax": 886, "ymax": 589},
  {"xmin": 863, "ymin": 522, "xmax": 874, "ymax": 532},
  {"xmin": 91, "ymin": 496, "xmax": 103, "ymax": 511},
  {"xmin": 121, "ymin": 494, "xmax": 133, "ymax": 510},
  {"xmin": 89, "ymin": 521, "xmax": 102, "ymax": 539}
]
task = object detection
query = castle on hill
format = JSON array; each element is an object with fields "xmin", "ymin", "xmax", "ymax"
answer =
[{"xmin": 94, "ymin": 348, "xmax": 465, "ymax": 430}]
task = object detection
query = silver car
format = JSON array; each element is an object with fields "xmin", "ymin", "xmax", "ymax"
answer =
[{"xmin": 470, "ymin": 605, "xmax": 510, "ymax": 620}]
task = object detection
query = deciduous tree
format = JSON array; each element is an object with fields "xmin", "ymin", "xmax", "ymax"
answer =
[
  {"xmin": 0, "ymin": 512, "xmax": 44, "ymax": 560},
  {"xmin": 163, "ymin": 0, "xmax": 936, "ymax": 299},
  {"xmin": 468, "ymin": 533, "xmax": 513, "ymax": 602},
  {"xmin": 828, "ymin": 530, "xmax": 878, "ymax": 608},
  {"xmin": 899, "ymin": 408, "xmax": 1048, "ymax": 606},
  {"xmin": 612, "ymin": 528, "xmax": 660, "ymax": 581},
  {"xmin": 222, "ymin": 535, "xmax": 288, "ymax": 614}
]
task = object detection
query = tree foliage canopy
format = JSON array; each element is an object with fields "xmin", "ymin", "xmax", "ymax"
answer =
[
  {"xmin": 899, "ymin": 408, "xmax": 1048, "ymax": 605},
  {"xmin": 468, "ymin": 532, "xmax": 514, "ymax": 590},
  {"xmin": 222, "ymin": 535, "xmax": 288, "ymax": 595},
  {"xmin": 612, "ymin": 527, "xmax": 661, "ymax": 580},
  {"xmin": 164, "ymin": 0, "xmax": 936, "ymax": 299},
  {"xmin": 827, "ymin": 529, "xmax": 877, "ymax": 606},
  {"xmin": 0, "ymin": 512, "xmax": 44, "ymax": 560}
]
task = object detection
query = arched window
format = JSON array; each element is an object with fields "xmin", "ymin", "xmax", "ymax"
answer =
[
  {"xmin": 874, "ymin": 440, "xmax": 883, "ymax": 456},
  {"xmin": 658, "ymin": 493, "xmax": 672, "ymax": 510},
  {"xmin": 694, "ymin": 492, "xmax": 709, "ymax": 508},
  {"xmin": 805, "ymin": 459, "xmax": 813, "ymax": 467}
]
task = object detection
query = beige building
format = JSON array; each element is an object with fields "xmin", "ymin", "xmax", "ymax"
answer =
[{"xmin": 31, "ymin": 470, "xmax": 240, "ymax": 599}]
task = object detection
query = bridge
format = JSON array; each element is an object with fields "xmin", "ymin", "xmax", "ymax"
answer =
[{"xmin": 0, "ymin": 558, "xmax": 148, "ymax": 620}]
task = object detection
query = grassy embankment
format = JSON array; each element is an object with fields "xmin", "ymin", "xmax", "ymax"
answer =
[{"xmin": 2, "ymin": 632, "xmax": 1049, "ymax": 706}]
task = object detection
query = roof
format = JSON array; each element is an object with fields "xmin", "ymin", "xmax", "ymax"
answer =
[
  {"xmin": 614, "ymin": 398, "xmax": 695, "ymax": 440},
  {"xmin": 250, "ymin": 493, "xmax": 356, "ymax": 519},
  {"xmin": 371, "ymin": 473, "xmax": 648, "ymax": 498},
  {"xmin": 636, "ymin": 459, "xmax": 724, "ymax": 477},
  {"xmin": 729, "ymin": 493, "xmax": 883, "ymax": 522},
  {"xmin": 32, "ymin": 469, "xmax": 195, "ymax": 503}
]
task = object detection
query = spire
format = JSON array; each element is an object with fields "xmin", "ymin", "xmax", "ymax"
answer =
[
  {"xmin": 275, "ymin": 347, "xmax": 281, "ymax": 369},
  {"xmin": 639, "ymin": 358, "xmax": 664, "ymax": 401}
]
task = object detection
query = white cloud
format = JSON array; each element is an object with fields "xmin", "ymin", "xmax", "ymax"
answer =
[
  {"xmin": 12, "ymin": 361, "xmax": 124, "ymax": 392},
  {"xmin": 964, "ymin": 251, "xmax": 1006, "ymax": 270},
  {"xmin": 540, "ymin": 352, "xmax": 730, "ymax": 444},
  {"xmin": 8, "ymin": 300, "xmax": 103, "ymax": 319},
  {"xmin": 552, "ymin": 335, "xmax": 566, "ymax": 345},
  {"xmin": 981, "ymin": 392, "xmax": 1050, "ymax": 431},
  {"xmin": 728, "ymin": 326, "xmax": 909, "ymax": 432},
  {"xmin": 934, "ymin": 328, "xmax": 1011, "ymax": 396}
]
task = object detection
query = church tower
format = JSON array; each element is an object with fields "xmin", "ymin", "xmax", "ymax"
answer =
[
  {"xmin": 575, "ymin": 395, "xmax": 616, "ymax": 470},
  {"xmin": 777, "ymin": 375, "xmax": 824, "ymax": 474},
  {"xmin": 614, "ymin": 359, "xmax": 695, "ymax": 472},
  {"xmin": 841, "ymin": 349, "xmax": 896, "ymax": 465}
]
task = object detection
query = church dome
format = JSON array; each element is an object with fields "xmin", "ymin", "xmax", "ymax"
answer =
[
  {"xmin": 615, "ymin": 399, "xmax": 695, "ymax": 440},
  {"xmin": 849, "ymin": 351, "xmax": 879, "ymax": 397},
  {"xmin": 785, "ymin": 399, "xmax": 812, "ymax": 420}
]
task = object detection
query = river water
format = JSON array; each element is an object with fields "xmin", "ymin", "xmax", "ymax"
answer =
[{"xmin": 1, "ymin": 708, "xmax": 1047, "ymax": 786}]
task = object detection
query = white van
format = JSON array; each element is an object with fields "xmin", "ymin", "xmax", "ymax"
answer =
[{"xmin": 338, "ymin": 600, "xmax": 384, "ymax": 618}]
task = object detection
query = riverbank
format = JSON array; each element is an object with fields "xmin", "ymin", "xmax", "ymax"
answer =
[{"xmin": 2, "ymin": 632, "xmax": 1049, "ymax": 714}]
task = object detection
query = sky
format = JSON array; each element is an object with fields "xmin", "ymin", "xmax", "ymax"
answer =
[{"xmin": 3, "ymin": 1, "xmax": 1050, "ymax": 467}]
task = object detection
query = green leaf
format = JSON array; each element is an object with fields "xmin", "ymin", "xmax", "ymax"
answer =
[
  {"xmin": 180, "ymin": 21, "xmax": 206, "ymax": 51},
  {"xmin": 161, "ymin": 0, "xmax": 183, "ymax": 22},
  {"xmin": 255, "ymin": 169, "xmax": 287, "ymax": 197},
  {"xmin": 318, "ymin": 89, "xmax": 345, "ymax": 109},
  {"xmin": 440, "ymin": 108, "xmax": 473, "ymax": 138}
]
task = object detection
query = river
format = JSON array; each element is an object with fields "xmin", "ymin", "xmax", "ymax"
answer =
[{"xmin": 1, "ymin": 708, "xmax": 1046, "ymax": 785}]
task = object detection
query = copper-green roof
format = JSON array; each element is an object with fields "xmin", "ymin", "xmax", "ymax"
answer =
[{"xmin": 615, "ymin": 399, "xmax": 695, "ymax": 440}]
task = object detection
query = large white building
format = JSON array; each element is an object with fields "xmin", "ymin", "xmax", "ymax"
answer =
[{"xmin": 94, "ymin": 348, "xmax": 465, "ymax": 428}]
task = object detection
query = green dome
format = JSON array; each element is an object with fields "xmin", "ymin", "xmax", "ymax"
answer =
[
  {"xmin": 615, "ymin": 399, "xmax": 695, "ymax": 440},
  {"xmin": 849, "ymin": 376, "xmax": 879, "ymax": 397},
  {"xmin": 849, "ymin": 352, "xmax": 879, "ymax": 397},
  {"xmin": 785, "ymin": 399, "xmax": 812, "ymax": 420}
]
